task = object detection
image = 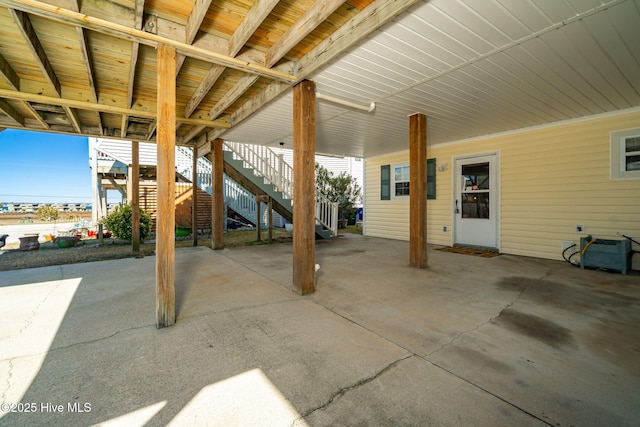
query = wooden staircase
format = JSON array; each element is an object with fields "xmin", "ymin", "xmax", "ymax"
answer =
[
  {"xmin": 174, "ymin": 187, "xmax": 212, "ymax": 232},
  {"xmin": 139, "ymin": 183, "xmax": 212, "ymax": 234}
]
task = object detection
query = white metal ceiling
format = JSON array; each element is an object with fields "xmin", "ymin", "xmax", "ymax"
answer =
[{"xmin": 222, "ymin": 0, "xmax": 640, "ymax": 158}]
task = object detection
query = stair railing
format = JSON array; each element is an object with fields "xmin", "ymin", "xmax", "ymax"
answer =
[
  {"xmin": 176, "ymin": 146, "xmax": 213, "ymax": 188},
  {"xmin": 224, "ymin": 175, "xmax": 264, "ymax": 227},
  {"xmin": 223, "ymin": 141, "xmax": 293, "ymax": 198},
  {"xmin": 225, "ymin": 141, "xmax": 338, "ymax": 237},
  {"xmin": 178, "ymin": 141, "xmax": 338, "ymax": 236},
  {"xmin": 315, "ymin": 195, "xmax": 339, "ymax": 237}
]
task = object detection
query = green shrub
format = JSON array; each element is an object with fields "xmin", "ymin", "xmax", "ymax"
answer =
[
  {"xmin": 36, "ymin": 204, "xmax": 59, "ymax": 222},
  {"xmin": 102, "ymin": 204, "xmax": 152, "ymax": 241}
]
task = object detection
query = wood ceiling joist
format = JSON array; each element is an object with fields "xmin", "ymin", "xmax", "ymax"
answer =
[
  {"xmin": 0, "ymin": 24, "xmax": 49, "ymax": 129},
  {"xmin": 145, "ymin": 121, "xmax": 156, "ymax": 141},
  {"xmin": 1, "ymin": 0, "xmax": 297, "ymax": 83},
  {"xmin": 63, "ymin": 105, "xmax": 81, "ymax": 132},
  {"xmin": 182, "ymin": 0, "xmax": 278, "ymax": 122},
  {"xmin": 185, "ymin": 0, "xmax": 213, "ymax": 47},
  {"xmin": 0, "ymin": 53, "xmax": 19, "ymax": 89},
  {"xmin": 0, "ymin": 87, "xmax": 231, "ymax": 128},
  {"xmin": 70, "ymin": 0, "xmax": 102, "ymax": 134},
  {"xmin": 199, "ymin": 0, "xmax": 420, "ymax": 154},
  {"xmin": 265, "ymin": 0, "xmax": 344, "ymax": 68},
  {"xmin": 8, "ymin": 7, "xmax": 87, "ymax": 132},
  {"xmin": 184, "ymin": 74, "xmax": 260, "ymax": 142},
  {"xmin": 185, "ymin": 0, "xmax": 343, "ymax": 144},
  {"xmin": 175, "ymin": 0, "xmax": 213, "ymax": 74},
  {"xmin": 0, "ymin": 98, "xmax": 24, "ymax": 126},
  {"xmin": 228, "ymin": 0, "xmax": 279, "ymax": 57},
  {"xmin": 184, "ymin": 64, "xmax": 225, "ymax": 118},
  {"xmin": 22, "ymin": 102, "xmax": 48, "ymax": 129},
  {"xmin": 121, "ymin": 0, "xmax": 145, "ymax": 138},
  {"xmin": 9, "ymin": 8, "xmax": 61, "ymax": 96}
]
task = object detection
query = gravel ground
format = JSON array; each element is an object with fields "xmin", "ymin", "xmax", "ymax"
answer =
[{"xmin": 0, "ymin": 230, "xmax": 293, "ymax": 272}]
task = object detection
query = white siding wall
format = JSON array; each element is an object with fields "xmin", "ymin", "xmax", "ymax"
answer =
[{"xmin": 364, "ymin": 110, "xmax": 640, "ymax": 267}]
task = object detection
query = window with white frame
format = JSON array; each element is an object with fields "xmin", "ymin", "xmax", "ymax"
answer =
[
  {"xmin": 380, "ymin": 160, "xmax": 436, "ymax": 200},
  {"xmin": 611, "ymin": 128, "xmax": 640, "ymax": 180},
  {"xmin": 394, "ymin": 165, "xmax": 410, "ymax": 197}
]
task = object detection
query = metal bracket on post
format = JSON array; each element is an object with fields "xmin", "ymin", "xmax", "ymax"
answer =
[{"xmin": 143, "ymin": 14, "xmax": 158, "ymax": 34}]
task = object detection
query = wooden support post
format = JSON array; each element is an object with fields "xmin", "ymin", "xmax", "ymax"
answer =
[
  {"xmin": 98, "ymin": 223, "xmax": 104, "ymax": 246},
  {"xmin": 211, "ymin": 138, "xmax": 224, "ymax": 249},
  {"xmin": 156, "ymin": 44, "xmax": 176, "ymax": 328},
  {"xmin": 409, "ymin": 113, "xmax": 428, "ymax": 268},
  {"xmin": 268, "ymin": 197, "xmax": 273, "ymax": 244},
  {"xmin": 131, "ymin": 140, "xmax": 140, "ymax": 254},
  {"xmin": 255, "ymin": 195, "xmax": 270, "ymax": 243},
  {"xmin": 256, "ymin": 199, "xmax": 261, "ymax": 242},
  {"xmin": 191, "ymin": 146, "xmax": 198, "ymax": 247},
  {"xmin": 293, "ymin": 80, "xmax": 316, "ymax": 295}
]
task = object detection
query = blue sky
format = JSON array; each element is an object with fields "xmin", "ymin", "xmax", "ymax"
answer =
[{"xmin": 0, "ymin": 129, "xmax": 92, "ymax": 204}]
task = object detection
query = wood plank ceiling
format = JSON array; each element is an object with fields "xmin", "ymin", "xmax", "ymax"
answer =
[
  {"xmin": 0, "ymin": 0, "xmax": 639, "ymax": 158},
  {"xmin": 0, "ymin": 0, "xmax": 412, "ymax": 146}
]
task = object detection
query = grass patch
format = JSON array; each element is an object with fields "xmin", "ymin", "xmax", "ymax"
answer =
[{"xmin": 339, "ymin": 225, "xmax": 363, "ymax": 235}]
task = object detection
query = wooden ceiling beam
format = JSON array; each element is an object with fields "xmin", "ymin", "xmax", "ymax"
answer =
[
  {"xmin": 0, "ymin": 98, "xmax": 24, "ymax": 126},
  {"xmin": 133, "ymin": 0, "xmax": 145, "ymax": 31},
  {"xmin": 199, "ymin": 0, "xmax": 372, "ymax": 148},
  {"xmin": 0, "ymin": 14, "xmax": 49, "ymax": 130},
  {"xmin": 0, "ymin": 53, "xmax": 20, "ymax": 90},
  {"xmin": 199, "ymin": 0, "xmax": 420, "ymax": 154},
  {"xmin": 265, "ymin": 0, "xmax": 344, "ymax": 68},
  {"xmin": 185, "ymin": 74, "xmax": 260, "ymax": 143},
  {"xmin": 297, "ymin": 0, "xmax": 420, "ymax": 79},
  {"xmin": 9, "ymin": 8, "xmax": 61, "ymax": 97},
  {"xmin": 0, "ymin": 20, "xmax": 50, "ymax": 130},
  {"xmin": 63, "ymin": 105, "xmax": 81, "ymax": 133},
  {"xmin": 176, "ymin": 0, "xmax": 213, "ymax": 72},
  {"xmin": 70, "ymin": 0, "xmax": 103, "ymax": 134},
  {"xmin": 178, "ymin": 0, "xmax": 219, "ymax": 119},
  {"xmin": 229, "ymin": 0, "xmax": 279, "ymax": 57},
  {"xmin": 122, "ymin": 0, "xmax": 145, "ymax": 138},
  {"xmin": 1, "ymin": 0, "xmax": 296, "ymax": 83},
  {"xmin": 184, "ymin": 64, "xmax": 225, "ymax": 118},
  {"xmin": 146, "ymin": 121, "xmax": 157, "ymax": 141},
  {"xmin": 183, "ymin": 1, "xmax": 277, "ymax": 120},
  {"xmin": 185, "ymin": 0, "xmax": 213, "ymax": 45},
  {"xmin": 210, "ymin": 74, "xmax": 260, "ymax": 120},
  {"xmin": 0, "ymin": 88, "xmax": 231, "ymax": 128},
  {"xmin": 24, "ymin": 103, "xmax": 49, "ymax": 129}
]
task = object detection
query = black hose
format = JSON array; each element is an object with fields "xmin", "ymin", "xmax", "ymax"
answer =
[{"xmin": 562, "ymin": 243, "xmax": 580, "ymax": 267}]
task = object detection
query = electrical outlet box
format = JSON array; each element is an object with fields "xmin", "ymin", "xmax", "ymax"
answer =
[
  {"xmin": 443, "ymin": 226, "xmax": 448, "ymax": 232},
  {"xmin": 576, "ymin": 224, "xmax": 585, "ymax": 233}
]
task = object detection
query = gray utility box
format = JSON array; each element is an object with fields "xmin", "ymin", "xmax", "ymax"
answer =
[{"xmin": 580, "ymin": 235, "xmax": 632, "ymax": 275}]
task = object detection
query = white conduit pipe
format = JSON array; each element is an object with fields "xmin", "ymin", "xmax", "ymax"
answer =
[{"xmin": 315, "ymin": 92, "xmax": 376, "ymax": 112}]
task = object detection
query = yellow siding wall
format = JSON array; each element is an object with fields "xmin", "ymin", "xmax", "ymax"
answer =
[{"xmin": 364, "ymin": 111, "xmax": 640, "ymax": 265}]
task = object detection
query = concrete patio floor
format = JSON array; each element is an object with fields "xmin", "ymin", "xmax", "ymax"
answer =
[{"xmin": 1, "ymin": 234, "xmax": 638, "ymax": 426}]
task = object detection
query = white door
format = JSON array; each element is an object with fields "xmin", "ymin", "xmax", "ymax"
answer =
[{"xmin": 454, "ymin": 154, "xmax": 498, "ymax": 249}]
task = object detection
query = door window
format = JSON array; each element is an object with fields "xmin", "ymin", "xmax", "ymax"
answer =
[{"xmin": 461, "ymin": 162, "xmax": 490, "ymax": 219}]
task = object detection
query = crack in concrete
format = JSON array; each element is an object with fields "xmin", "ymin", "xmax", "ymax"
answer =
[
  {"xmin": 293, "ymin": 354, "xmax": 413, "ymax": 425},
  {"xmin": 14, "ymin": 277, "xmax": 65, "ymax": 340},
  {"xmin": 0, "ymin": 358, "xmax": 15, "ymax": 403},
  {"xmin": 425, "ymin": 278, "xmax": 532, "ymax": 358},
  {"xmin": 48, "ymin": 323, "xmax": 153, "ymax": 354},
  {"xmin": 426, "ymin": 359, "xmax": 556, "ymax": 427},
  {"xmin": 0, "ymin": 267, "xmax": 67, "ymax": 402}
]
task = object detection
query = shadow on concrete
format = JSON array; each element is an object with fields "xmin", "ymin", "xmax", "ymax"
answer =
[{"xmin": 1, "ymin": 237, "xmax": 639, "ymax": 426}]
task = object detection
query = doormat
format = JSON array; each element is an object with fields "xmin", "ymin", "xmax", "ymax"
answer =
[{"xmin": 436, "ymin": 246, "xmax": 500, "ymax": 257}]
